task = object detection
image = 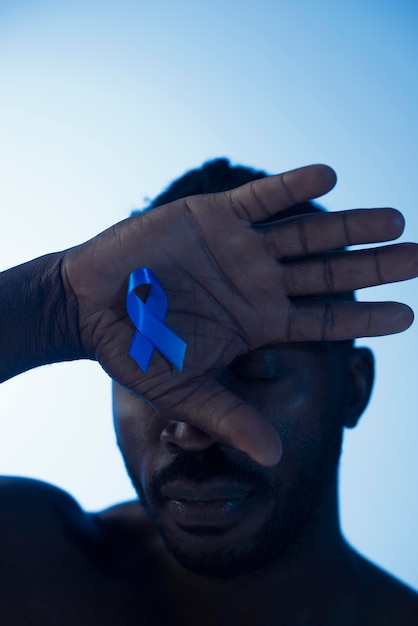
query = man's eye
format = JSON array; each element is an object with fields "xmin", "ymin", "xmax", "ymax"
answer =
[
  {"xmin": 244, "ymin": 376, "xmax": 280, "ymax": 387},
  {"xmin": 218, "ymin": 349, "xmax": 288, "ymax": 387},
  {"xmin": 220, "ymin": 367, "xmax": 280, "ymax": 387}
]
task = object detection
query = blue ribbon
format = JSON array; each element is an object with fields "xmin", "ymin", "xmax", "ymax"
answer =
[{"xmin": 126, "ymin": 268, "xmax": 187, "ymax": 373}]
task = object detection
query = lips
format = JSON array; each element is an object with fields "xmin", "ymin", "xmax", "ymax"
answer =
[
  {"xmin": 162, "ymin": 480, "xmax": 255, "ymax": 502},
  {"xmin": 161, "ymin": 480, "xmax": 256, "ymax": 529}
]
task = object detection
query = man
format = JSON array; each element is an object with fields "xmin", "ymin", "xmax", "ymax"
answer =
[{"xmin": 0, "ymin": 161, "xmax": 417, "ymax": 624}]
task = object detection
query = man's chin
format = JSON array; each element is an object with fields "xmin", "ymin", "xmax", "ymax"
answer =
[
  {"xmin": 160, "ymin": 531, "xmax": 279, "ymax": 580},
  {"xmin": 154, "ymin": 505, "xmax": 293, "ymax": 580}
]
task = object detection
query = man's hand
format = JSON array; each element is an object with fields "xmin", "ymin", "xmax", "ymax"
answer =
[{"xmin": 50, "ymin": 165, "xmax": 418, "ymax": 464}]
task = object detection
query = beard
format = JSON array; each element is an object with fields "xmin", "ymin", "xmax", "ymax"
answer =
[{"xmin": 120, "ymin": 423, "xmax": 343, "ymax": 580}]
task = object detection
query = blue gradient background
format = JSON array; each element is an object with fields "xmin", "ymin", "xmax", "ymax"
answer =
[{"xmin": 0, "ymin": 0, "xmax": 417, "ymax": 589}]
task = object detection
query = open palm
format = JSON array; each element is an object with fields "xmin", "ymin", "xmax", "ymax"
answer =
[{"xmin": 62, "ymin": 164, "xmax": 418, "ymax": 465}]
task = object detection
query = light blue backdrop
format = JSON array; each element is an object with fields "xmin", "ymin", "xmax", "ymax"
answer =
[{"xmin": 0, "ymin": 0, "xmax": 417, "ymax": 590}]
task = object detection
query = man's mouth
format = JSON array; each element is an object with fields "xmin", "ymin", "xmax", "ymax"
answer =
[{"xmin": 161, "ymin": 480, "xmax": 257, "ymax": 529}]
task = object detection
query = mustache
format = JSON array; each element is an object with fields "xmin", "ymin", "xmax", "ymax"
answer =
[{"xmin": 151, "ymin": 446, "xmax": 271, "ymax": 505}]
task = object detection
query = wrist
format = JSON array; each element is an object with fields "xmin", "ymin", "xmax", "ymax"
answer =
[{"xmin": 0, "ymin": 252, "xmax": 87, "ymax": 382}]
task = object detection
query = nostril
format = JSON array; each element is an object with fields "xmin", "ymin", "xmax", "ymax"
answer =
[
  {"xmin": 160, "ymin": 421, "xmax": 215, "ymax": 452},
  {"xmin": 161, "ymin": 438, "xmax": 184, "ymax": 454}
]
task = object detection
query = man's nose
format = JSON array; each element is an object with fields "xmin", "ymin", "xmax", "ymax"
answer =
[{"xmin": 160, "ymin": 421, "xmax": 216, "ymax": 454}]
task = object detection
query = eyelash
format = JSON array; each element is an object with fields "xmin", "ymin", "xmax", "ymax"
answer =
[
  {"xmin": 247, "ymin": 377, "xmax": 280, "ymax": 387},
  {"xmin": 222, "ymin": 370, "xmax": 280, "ymax": 387}
]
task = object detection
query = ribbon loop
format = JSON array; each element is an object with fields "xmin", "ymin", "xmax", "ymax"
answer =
[{"xmin": 126, "ymin": 268, "xmax": 186, "ymax": 373}]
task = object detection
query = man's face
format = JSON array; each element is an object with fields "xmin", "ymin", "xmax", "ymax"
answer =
[{"xmin": 112, "ymin": 341, "xmax": 362, "ymax": 580}]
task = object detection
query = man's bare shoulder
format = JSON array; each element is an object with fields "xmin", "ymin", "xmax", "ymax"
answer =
[
  {"xmin": 0, "ymin": 477, "xmax": 156, "ymax": 568},
  {"xmin": 0, "ymin": 475, "xmax": 90, "ymax": 529},
  {"xmin": 0, "ymin": 476, "xmax": 102, "ymax": 569},
  {"xmin": 353, "ymin": 552, "xmax": 418, "ymax": 626},
  {"xmin": 0, "ymin": 478, "xmax": 168, "ymax": 624}
]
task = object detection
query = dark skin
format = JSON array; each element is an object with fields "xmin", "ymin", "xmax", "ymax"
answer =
[
  {"xmin": 0, "ymin": 165, "xmax": 417, "ymax": 624},
  {"xmin": 0, "ymin": 345, "xmax": 416, "ymax": 624},
  {"xmin": 108, "ymin": 343, "xmax": 417, "ymax": 626}
]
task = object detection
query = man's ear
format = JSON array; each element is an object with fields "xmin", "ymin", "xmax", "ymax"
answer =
[{"xmin": 343, "ymin": 347, "xmax": 375, "ymax": 429}]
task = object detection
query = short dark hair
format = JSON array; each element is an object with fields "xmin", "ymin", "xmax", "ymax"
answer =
[
  {"xmin": 142, "ymin": 157, "xmax": 324, "ymax": 220},
  {"xmin": 148, "ymin": 157, "xmax": 268, "ymax": 208}
]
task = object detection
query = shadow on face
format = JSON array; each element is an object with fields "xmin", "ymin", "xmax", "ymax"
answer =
[{"xmin": 112, "ymin": 341, "xmax": 374, "ymax": 579}]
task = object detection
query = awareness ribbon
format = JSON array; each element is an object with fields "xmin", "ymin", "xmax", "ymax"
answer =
[{"xmin": 126, "ymin": 268, "xmax": 187, "ymax": 373}]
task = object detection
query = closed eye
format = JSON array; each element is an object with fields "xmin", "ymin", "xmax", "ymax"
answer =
[
  {"xmin": 218, "ymin": 367, "xmax": 281, "ymax": 388},
  {"xmin": 217, "ymin": 348, "xmax": 289, "ymax": 388}
]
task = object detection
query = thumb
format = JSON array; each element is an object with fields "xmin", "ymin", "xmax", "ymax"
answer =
[{"xmin": 158, "ymin": 379, "xmax": 283, "ymax": 467}]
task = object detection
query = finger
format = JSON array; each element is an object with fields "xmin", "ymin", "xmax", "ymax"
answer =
[
  {"xmin": 282, "ymin": 243, "xmax": 418, "ymax": 297},
  {"xmin": 228, "ymin": 164, "xmax": 337, "ymax": 222},
  {"xmin": 157, "ymin": 380, "xmax": 283, "ymax": 467},
  {"xmin": 263, "ymin": 208, "xmax": 405, "ymax": 259},
  {"xmin": 286, "ymin": 300, "xmax": 414, "ymax": 341}
]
